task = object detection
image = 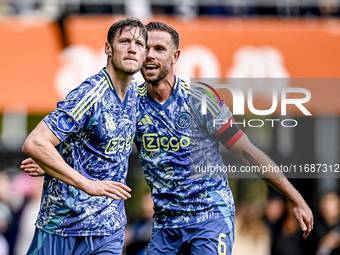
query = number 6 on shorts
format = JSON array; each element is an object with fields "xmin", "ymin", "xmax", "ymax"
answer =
[{"xmin": 218, "ymin": 233, "xmax": 227, "ymax": 255}]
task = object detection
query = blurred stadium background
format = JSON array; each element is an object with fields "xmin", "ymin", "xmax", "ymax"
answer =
[{"xmin": 0, "ymin": 0, "xmax": 339, "ymax": 254}]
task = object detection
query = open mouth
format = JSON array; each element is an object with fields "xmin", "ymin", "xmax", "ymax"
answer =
[{"xmin": 145, "ymin": 64, "xmax": 159, "ymax": 71}]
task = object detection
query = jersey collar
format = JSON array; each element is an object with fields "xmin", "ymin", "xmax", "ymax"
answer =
[
  {"xmin": 146, "ymin": 75, "xmax": 179, "ymax": 110},
  {"xmin": 101, "ymin": 68, "xmax": 132, "ymax": 108}
]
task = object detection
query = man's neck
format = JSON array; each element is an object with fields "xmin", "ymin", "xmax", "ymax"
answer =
[
  {"xmin": 105, "ymin": 66, "xmax": 133, "ymax": 103},
  {"xmin": 147, "ymin": 74, "xmax": 175, "ymax": 103}
]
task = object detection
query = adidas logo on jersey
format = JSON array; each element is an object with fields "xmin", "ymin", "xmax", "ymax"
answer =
[
  {"xmin": 106, "ymin": 119, "xmax": 116, "ymax": 130},
  {"xmin": 138, "ymin": 114, "xmax": 154, "ymax": 126}
]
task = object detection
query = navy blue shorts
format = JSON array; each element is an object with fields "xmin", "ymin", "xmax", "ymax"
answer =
[
  {"xmin": 147, "ymin": 216, "xmax": 235, "ymax": 255},
  {"xmin": 27, "ymin": 227, "xmax": 125, "ymax": 255}
]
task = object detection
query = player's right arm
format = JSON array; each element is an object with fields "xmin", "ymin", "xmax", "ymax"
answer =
[{"xmin": 22, "ymin": 121, "xmax": 131, "ymax": 200}]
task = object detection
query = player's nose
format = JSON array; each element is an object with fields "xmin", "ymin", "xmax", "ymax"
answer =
[
  {"xmin": 128, "ymin": 42, "xmax": 137, "ymax": 54},
  {"xmin": 146, "ymin": 49, "xmax": 155, "ymax": 59}
]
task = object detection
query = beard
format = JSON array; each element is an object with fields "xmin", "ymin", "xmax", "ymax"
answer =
[{"xmin": 142, "ymin": 64, "xmax": 171, "ymax": 84}]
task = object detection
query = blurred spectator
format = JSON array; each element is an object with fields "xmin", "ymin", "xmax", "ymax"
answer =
[
  {"xmin": 0, "ymin": 171, "xmax": 44, "ymax": 255},
  {"xmin": 263, "ymin": 193, "xmax": 286, "ymax": 241},
  {"xmin": 13, "ymin": 175, "xmax": 43, "ymax": 255},
  {"xmin": 315, "ymin": 191, "xmax": 340, "ymax": 255},
  {"xmin": 0, "ymin": 172, "xmax": 12, "ymax": 255},
  {"xmin": 316, "ymin": 226, "xmax": 340, "ymax": 255},
  {"xmin": 0, "ymin": 202, "xmax": 11, "ymax": 255},
  {"xmin": 125, "ymin": 192, "xmax": 154, "ymax": 255},
  {"xmin": 263, "ymin": 192, "xmax": 313, "ymax": 255},
  {"xmin": 269, "ymin": 200, "xmax": 306, "ymax": 255},
  {"xmin": 232, "ymin": 202, "xmax": 271, "ymax": 255},
  {"xmin": 0, "ymin": 172, "xmax": 12, "ymax": 210}
]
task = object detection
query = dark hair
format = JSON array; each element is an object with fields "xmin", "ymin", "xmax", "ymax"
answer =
[
  {"xmin": 107, "ymin": 17, "xmax": 147, "ymax": 45},
  {"xmin": 145, "ymin": 21, "xmax": 179, "ymax": 49}
]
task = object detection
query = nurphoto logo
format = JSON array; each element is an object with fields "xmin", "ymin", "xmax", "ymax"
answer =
[{"xmin": 196, "ymin": 80, "xmax": 312, "ymax": 128}]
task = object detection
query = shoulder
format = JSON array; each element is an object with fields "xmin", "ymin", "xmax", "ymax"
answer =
[
  {"xmin": 66, "ymin": 70, "xmax": 106, "ymax": 99},
  {"xmin": 178, "ymin": 81, "xmax": 210, "ymax": 110},
  {"xmin": 175, "ymin": 78, "xmax": 211, "ymax": 103}
]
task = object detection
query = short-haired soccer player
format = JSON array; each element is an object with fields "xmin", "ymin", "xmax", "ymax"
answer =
[
  {"xmin": 22, "ymin": 17, "xmax": 147, "ymax": 255},
  {"xmin": 134, "ymin": 21, "xmax": 313, "ymax": 255}
]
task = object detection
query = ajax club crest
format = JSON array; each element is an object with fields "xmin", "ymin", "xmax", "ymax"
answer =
[{"xmin": 175, "ymin": 111, "xmax": 191, "ymax": 129}]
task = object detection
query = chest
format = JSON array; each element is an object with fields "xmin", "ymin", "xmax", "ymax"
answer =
[
  {"xmin": 136, "ymin": 99, "xmax": 193, "ymax": 153},
  {"xmin": 85, "ymin": 94, "xmax": 137, "ymax": 155}
]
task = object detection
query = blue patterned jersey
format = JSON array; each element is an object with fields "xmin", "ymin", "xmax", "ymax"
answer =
[
  {"xmin": 135, "ymin": 76, "xmax": 244, "ymax": 229},
  {"xmin": 38, "ymin": 68, "xmax": 137, "ymax": 237}
]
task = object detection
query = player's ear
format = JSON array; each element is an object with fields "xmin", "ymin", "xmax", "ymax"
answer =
[
  {"xmin": 172, "ymin": 49, "xmax": 180, "ymax": 65},
  {"xmin": 105, "ymin": 42, "xmax": 112, "ymax": 57}
]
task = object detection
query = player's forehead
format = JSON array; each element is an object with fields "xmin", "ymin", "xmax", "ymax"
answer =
[
  {"xmin": 147, "ymin": 30, "xmax": 172, "ymax": 47},
  {"xmin": 116, "ymin": 26, "xmax": 146, "ymax": 42}
]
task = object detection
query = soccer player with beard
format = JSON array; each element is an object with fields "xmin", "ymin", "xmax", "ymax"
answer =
[
  {"xmin": 134, "ymin": 21, "xmax": 313, "ymax": 255},
  {"xmin": 21, "ymin": 18, "xmax": 147, "ymax": 255}
]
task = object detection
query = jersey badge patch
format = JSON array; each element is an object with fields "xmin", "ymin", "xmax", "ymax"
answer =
[{"xmin": 57, "ymin": 114, "xmax": 76, "ymax": 132}]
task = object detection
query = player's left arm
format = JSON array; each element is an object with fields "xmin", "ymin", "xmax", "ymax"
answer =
[
  {"xmin": 194, "ymin": 91, "xmax": 313, "ymax": 238},
  {"xmin": 228, "ymin": 134, "xmax": 314, "ymax": 238}
]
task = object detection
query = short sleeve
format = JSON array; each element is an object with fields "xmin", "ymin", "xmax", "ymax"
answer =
[
  {"xmin": 43, "ymin": 83, "xmax": 95, "ymax": 142},
  {"xmin": 190, "ymin": 89, "xmax": 244, "ymax": 149}
]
